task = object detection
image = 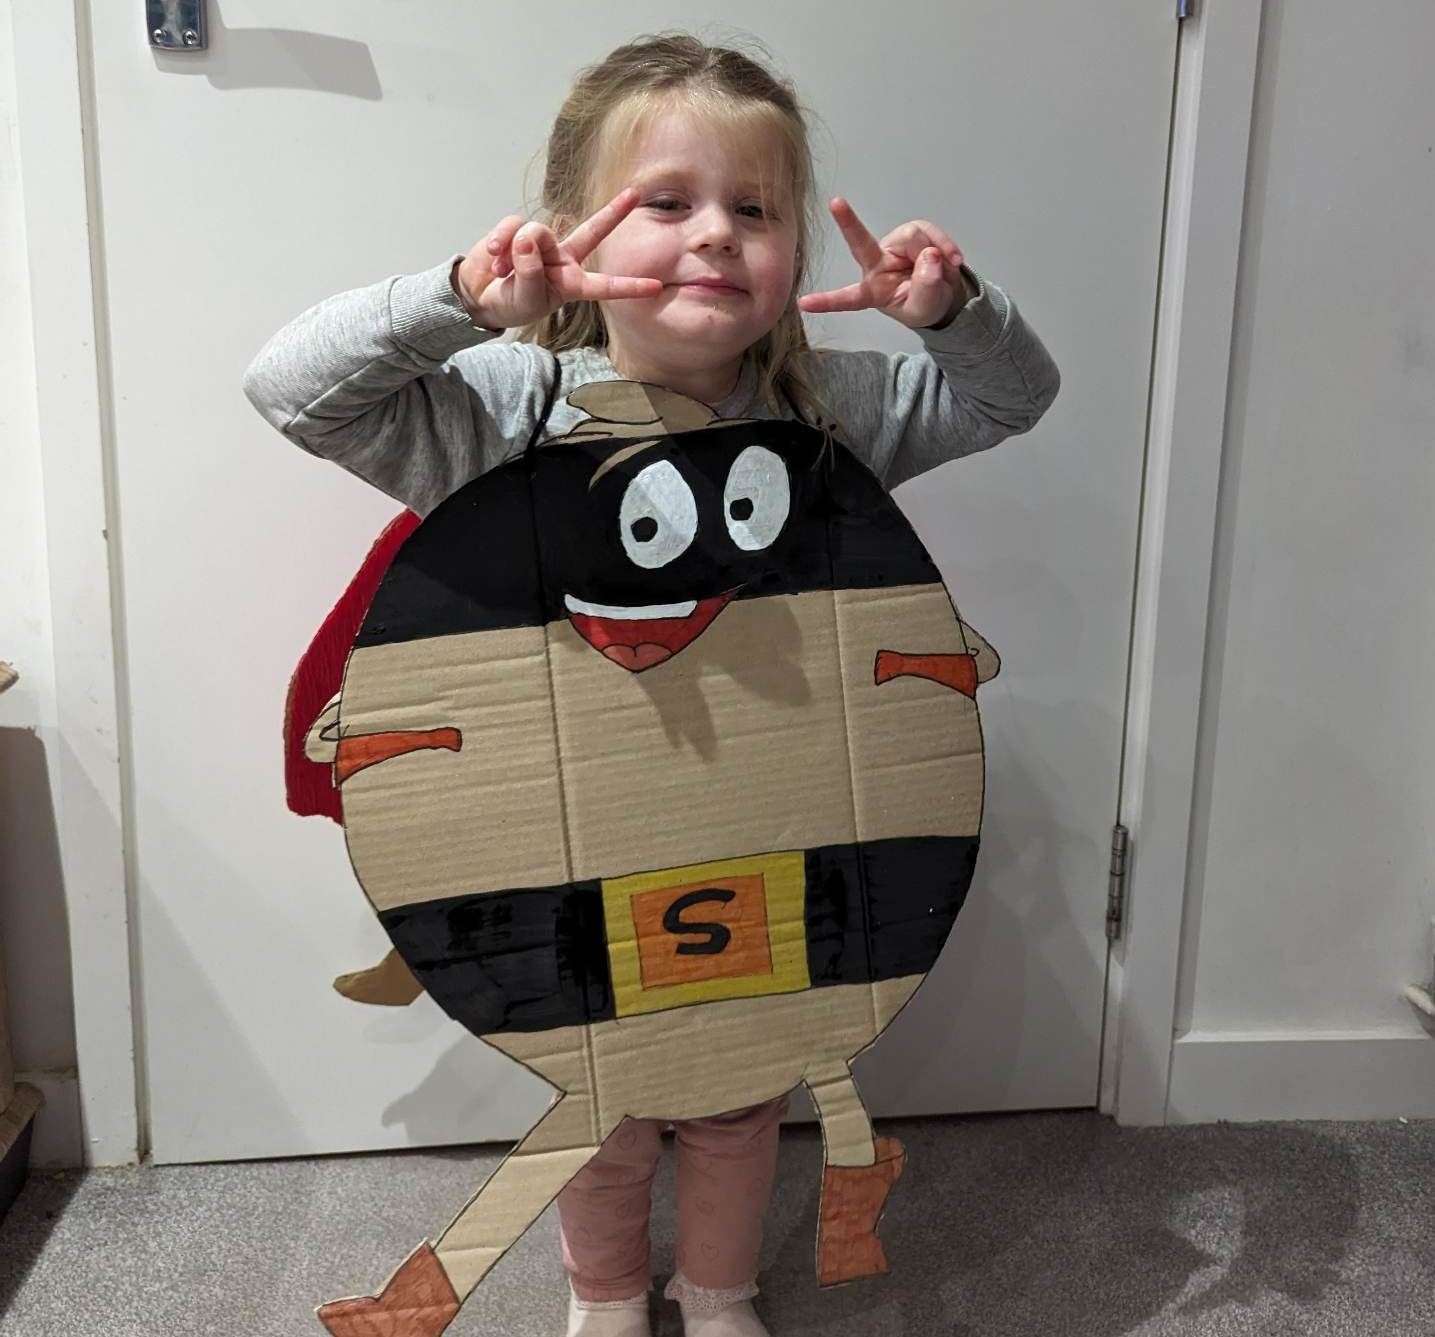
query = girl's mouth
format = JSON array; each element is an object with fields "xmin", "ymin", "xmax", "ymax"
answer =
[
  {"xmin": 675, "ymin": 281, "xmax": 746, "ymax": 296},
  {"xmin": 564, "ymin": 590, "xmax": 740, "ymax": 672}
]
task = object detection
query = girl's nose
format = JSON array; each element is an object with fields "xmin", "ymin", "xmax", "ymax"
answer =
[{"xmin": 690, "ymin": 202, "xmax": 739, "ymax": 251}]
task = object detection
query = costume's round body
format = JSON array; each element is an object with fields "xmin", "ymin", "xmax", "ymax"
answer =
[
  {"xmin": 331, "ymin": 391, "xmax": 989, "ymax": 1122},
  {"xmin": 311, "ymin": 382, "xmax": 998, "ymax": 1332}
]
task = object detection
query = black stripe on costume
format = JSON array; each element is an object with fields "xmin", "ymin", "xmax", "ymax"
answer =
[
  {"xmin": 354, "ymin": 420, "xmax": 943, "ymax": 648},
  {"xmin": 379, "ymin": 879, "xmax": 614, "ymax": 1036},
  {"xmin": 377, "ymin": 835, "xmax": 979, "ymax": 1037},
  {"xmin": 803, "ymin": 836, "xmax": 980, "ymax": 985}
]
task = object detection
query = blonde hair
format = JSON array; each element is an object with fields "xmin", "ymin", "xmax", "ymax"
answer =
[{"xmin": 509, "ymin": 30, "xmax": 840, "ymax": 441}]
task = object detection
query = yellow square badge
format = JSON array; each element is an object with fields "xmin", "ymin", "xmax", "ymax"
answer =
[{"xmin": 602, "ymin": 850, "xmax": 810, "ymax": 1017}]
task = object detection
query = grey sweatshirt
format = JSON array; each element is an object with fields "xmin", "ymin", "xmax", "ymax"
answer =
[{"xmin": 242, "ymin": 253, "xmax": 1061, "ymax": 518}]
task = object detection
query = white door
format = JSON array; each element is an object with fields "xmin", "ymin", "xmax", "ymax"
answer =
[{"xmin": 94, "ymin": 2, "xmax": 1177, "ymax": 1162}]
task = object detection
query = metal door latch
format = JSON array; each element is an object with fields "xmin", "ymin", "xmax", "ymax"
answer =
[{"xmin": 148, "ymin": 0, "xmax": 206, "ymax": 50}]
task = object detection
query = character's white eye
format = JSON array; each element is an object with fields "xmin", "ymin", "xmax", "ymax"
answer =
[
  {"xmin": 724, "ymin": 446, "xmax": 789, "ymax": 551},
  {"xmin": 619, "ymin": 460, "xmax": 697, "ymax": 569}
]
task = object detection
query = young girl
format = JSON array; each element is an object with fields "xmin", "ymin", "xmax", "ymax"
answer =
[{"xmin": 244, "ymin": 30, "xmax": 1059, "ymax": 1337}]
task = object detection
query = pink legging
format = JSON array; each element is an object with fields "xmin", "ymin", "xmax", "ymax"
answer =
[{"xmin": 556, "ymin": 1093, "xmax": 790, "ymax": 1303}]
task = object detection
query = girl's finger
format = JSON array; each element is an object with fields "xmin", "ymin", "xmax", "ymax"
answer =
[
  {"xmin": 909, "ymin": 218, "xmax": 965, "ymax": 269},
  {"xmin": 928, "ymin": 246, "xmax": 952, "ymax": 281},
  {"xmin": 561, "ymin": 187, "xmax": 642, "ymax": 261},
  {"xmin": 505, "ymin": 222, "xmax": 564, "ymax": 283},
  {"xmin": 829, "ymin": 197, "xmax": 885, "ymax": 273},
  {"xmin": 876, "ymin": 223, "xmax": 912, "ymax": 257},
  {"xmin": 878, "ymin": 224, "xmax": 959, "ymax": 272},
  {"xmin": 879, "ymin": 222, "xmax": 965, "ymax": 272},
  {"xmin": 510, "ymin": 227, "xmax": 552, "ymax": 310},
  {"xmin": 569, "ymin": 269, "xmax": 664, "ymax": 302},
  {"xmin": 904, "ymin": 249, "xmax": 950, "ymax": 321},
  {"xmin": 483, "ymin": 216, "xmax": 526, "ymax": 279},
  {"xmin": 797, "ymin": 278, "xmax": 872, "ymax": 315},
  {"xmin": 515, "ymin": 221, "xmax": 560, "ymax": 258},
  {"xmin": 485, "ymin": 214, "xmax": 525, "ymax": 259}
]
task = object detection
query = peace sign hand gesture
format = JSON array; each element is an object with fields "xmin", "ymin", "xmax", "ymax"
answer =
[
  {"xmin": 798, "ymin": 197, "xmax": 971, "ymax": 331},
  {"xmin": 453, "ymin": 187, "xmax": 662, "ymax": 331}
]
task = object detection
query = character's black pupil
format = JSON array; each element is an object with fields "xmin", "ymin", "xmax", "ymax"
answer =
[
  {"xmin": 631, "ymin": 516, "xmax": 659, "ymax": 543},
  {"xmin": 729, "ymin": 497, "xmax": 754, "ymax": 521}
]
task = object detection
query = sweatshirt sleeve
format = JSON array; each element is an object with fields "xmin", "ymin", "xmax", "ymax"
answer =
[
  {"xmin": 241, "ymin": 254, "xmax": 555, "ymax": 516},
  {"xmin": 800, "ymin": 264, "xmax": 1062, "ymax": 490}
]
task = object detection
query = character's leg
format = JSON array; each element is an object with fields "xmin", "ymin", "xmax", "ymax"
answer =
[
  {"xmin": 803, "ymin": 1062, "xmax": 905, "ymax": 1287},
  {"xmin": 665, "ymin": 1093, "xmax": 790, "ymax": 1308},
  {"xmin": 317, "ymin": 1091, "xmax": 605, "ymax": 1336},
  {"xmin": 557, "ymin": 1116, "xmax": 665, "ymax": 1303}
]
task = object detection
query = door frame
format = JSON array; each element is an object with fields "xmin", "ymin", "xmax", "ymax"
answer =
[
  {"xmin": 9, "ymin": 0, "xmax": 140, "ymax": 1167},
  {"xmin": 1100, "ymin": 1, "xmax": 1263, "ymax": 1125},
  {"xmin": 9, "ymin": 0, "xmax": 1261, "ymax": 1164}
]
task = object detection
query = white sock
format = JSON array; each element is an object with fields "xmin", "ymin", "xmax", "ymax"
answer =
[
  {"xmin": 675, "ymin": 1298, "xmax": 770, "ymax": 1337},
  {"xmin": 566, "ymin": 1285, "xmax": 651, "ymax": 1337},
  {"xmin": 663, "ymin": 1274, "xmax": 771, "ymax": 1337}
]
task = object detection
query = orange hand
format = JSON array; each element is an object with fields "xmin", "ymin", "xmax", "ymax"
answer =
[
  {"xmin": 874, "ymin": 650, "xmax": 979, "ymax": 698},
  {"xmin": 335, "ymin": 728, "xmax": 462, "ymax": 784}
]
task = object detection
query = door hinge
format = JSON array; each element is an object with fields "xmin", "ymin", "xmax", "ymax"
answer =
[
  {"xmin": 1176, "ymin": 0, "xmax": 1196, "ymax": 19},
  {"xmin": 1106, "ymin": 824, "xmax": 1130, "ymax": 942}
]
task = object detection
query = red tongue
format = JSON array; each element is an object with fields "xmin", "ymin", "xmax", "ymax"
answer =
[
  {"xmin": 602, "ymin": 643, "xmax": 675, "ymax": 672},
  {"xmin": 568, "ymin": 590, "xmax": 737, "ymax": 673}
]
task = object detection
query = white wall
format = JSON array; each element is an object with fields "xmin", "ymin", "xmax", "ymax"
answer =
[
  {"xmin": 0, "ymin": 12, "xmax": 82, "ymax": 1165},
  {"xmin": 1169, "ymin": 0, "xmax": 1435, "ymax": 1120}
]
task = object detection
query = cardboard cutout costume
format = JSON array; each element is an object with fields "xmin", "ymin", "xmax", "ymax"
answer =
[{"xmin": 289, "ymin": 378, "xmax": 1000, "ymax": 1336}]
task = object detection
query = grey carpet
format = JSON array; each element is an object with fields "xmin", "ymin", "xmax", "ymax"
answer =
[{"xmin": 2, "ymin": 1111, "xmax": 1433, "ymax": 1336}]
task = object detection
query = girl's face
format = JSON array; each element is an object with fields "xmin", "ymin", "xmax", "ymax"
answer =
[{"xmin": 587, "ymin": 107, "xmax": 799, "ymax": 386}]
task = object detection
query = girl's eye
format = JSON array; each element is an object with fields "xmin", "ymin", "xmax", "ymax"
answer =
[{"xmin": 646, "ymin": 199, "xmax": 769, "ymax": 219}]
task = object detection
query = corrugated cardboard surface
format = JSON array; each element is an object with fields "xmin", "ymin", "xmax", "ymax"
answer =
[
  {"xmin": 334, "ymin": 569, "xmax": 984, "ymax": 1133},
  {"xmin": 340, "ymin": 583, "xmax": 981, "ymax": 916},
  {"xmin": 485, "ymin": 976, "xmax": 922, "ymax": 1135}
]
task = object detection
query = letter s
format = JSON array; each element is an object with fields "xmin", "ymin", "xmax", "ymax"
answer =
[{"xmin": 662, "ymin": 888, "xmax": 736, "ymax": 956}]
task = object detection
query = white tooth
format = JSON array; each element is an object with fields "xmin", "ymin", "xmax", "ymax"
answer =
[{"xmin": 564, "ymin": 593, "xmax": 697, "ymax": 621}]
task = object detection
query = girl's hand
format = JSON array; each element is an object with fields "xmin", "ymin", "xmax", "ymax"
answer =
[
  {"xmin": 798, "ymin": 197, "xmax": 970, "ymax": 331},
  {"xmin": 453, "ymin": 187, "xmax": 662, "ymax": 330}
]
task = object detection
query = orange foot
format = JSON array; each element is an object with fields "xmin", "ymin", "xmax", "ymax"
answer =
[
  {"xmin": 816, "ymin": 1135, "xmax": 907, "ymax": 1287},
  {"xmin": 317, "ymin": 1241, "xmax": 460, "ymax": 1337}
]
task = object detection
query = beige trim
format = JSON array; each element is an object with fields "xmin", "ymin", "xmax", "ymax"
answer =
[
  {"xmin": 435, "ymin": 1090, "xmax": 602, "ymax": 1297},
  {"xmin": 806, "ymin": 1062, "xmax": 877, "ymax": 1166}
]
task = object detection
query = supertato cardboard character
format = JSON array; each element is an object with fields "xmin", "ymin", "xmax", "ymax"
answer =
[{"xmin": 290, "ymin": 380, "xmax": 999, "ymax": 1336}]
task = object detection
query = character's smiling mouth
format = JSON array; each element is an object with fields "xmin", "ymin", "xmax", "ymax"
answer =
[{"xmin": 564, "ymin": 590, "xmax": 739, "ymax": 673}]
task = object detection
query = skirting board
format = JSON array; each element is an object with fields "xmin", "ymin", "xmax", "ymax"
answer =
[
  {"xmin": 16, "ymin": 1069, "xmax": 82, "ymax": 1169},
  {"xmin": 1168, "ymin": 1030, "xmax": 1435, "ymax": 1123}
]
